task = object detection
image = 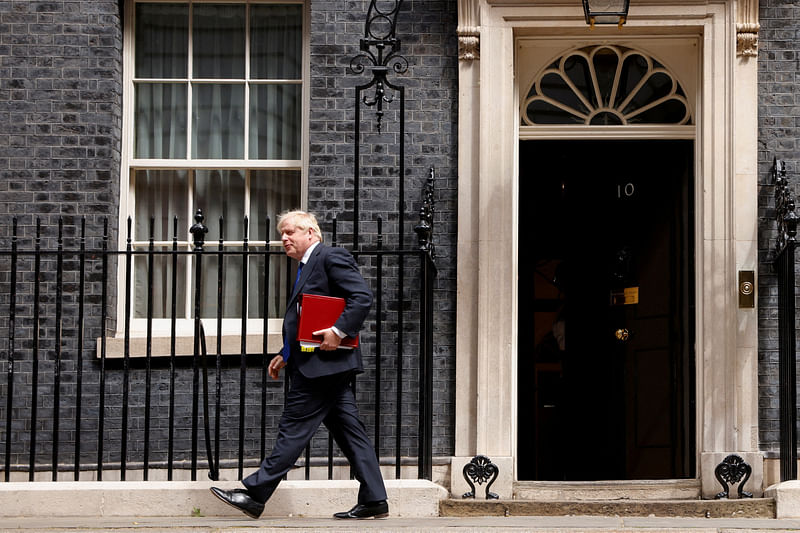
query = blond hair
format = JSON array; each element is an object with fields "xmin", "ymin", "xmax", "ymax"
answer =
[{"xmin": 277, "ymin": 210, "xmax": 323, "ymax": 242}]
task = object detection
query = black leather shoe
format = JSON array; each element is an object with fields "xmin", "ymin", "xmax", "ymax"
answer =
[
  {"xmin": 333, "ymin": 500, "xmax": 389, "ymax": 519},
  {"xmin": 210, "ymin": 487, "xmax": 265, "ymax": 519}
]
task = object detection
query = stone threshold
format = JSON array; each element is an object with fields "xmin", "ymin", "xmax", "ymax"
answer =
[
  {"xmin": 440, "ymin": 498, "xmax": 776, "ymax": 519},
  {"xmin": 514, "ymin": 479, "xmax": 702, "ymax": 501}
]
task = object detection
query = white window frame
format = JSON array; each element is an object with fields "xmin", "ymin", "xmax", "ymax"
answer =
[{"xmin": 117, "ymin": 0, "xmax": 310, "ymax": 342}]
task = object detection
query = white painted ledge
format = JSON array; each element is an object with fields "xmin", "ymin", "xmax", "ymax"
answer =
[{"xmin": 0, "ymin": 479, "xmax": 447, "ymax": 518}]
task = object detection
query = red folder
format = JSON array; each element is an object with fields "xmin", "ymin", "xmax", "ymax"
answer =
[{"xmin": 296, "ymin": 293, "xmax": 359, "ymax": 351}]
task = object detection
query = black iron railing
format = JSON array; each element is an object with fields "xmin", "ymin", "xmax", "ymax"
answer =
[
  {"xmin": 773, "ymin": 157, "xmax": 798, "ymax": 482},
  {"xmin": 0, "ymin": 203, "xmax": 435, "ymax": 482}
]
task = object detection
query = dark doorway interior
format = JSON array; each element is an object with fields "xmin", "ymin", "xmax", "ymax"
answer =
[{"xmin": 517, "ymin": 140, "xmax": 695, "ymax": 481}]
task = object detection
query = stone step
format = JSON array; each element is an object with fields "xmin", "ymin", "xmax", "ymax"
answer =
[
  {"xmin": 513, "ymin": 479, "xmax": 702, "ymax": 501},
  {"xmin": 0, "ymin": 480, "xmax": 447, "ymax": 518},
  {"xmin": 440, "ymin": 498, "xmax": 776, "ymax": 519}
]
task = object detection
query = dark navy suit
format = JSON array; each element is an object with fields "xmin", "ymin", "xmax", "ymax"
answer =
[{"xmin": 242, "ymin": 243, "xmax": 387, "ymax": 505}]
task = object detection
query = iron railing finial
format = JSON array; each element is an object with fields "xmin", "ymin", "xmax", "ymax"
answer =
[
  {"xmin": 190, "ymin": 209, "xmax": 209, "ymax": 251},
  {"xmin": 414, "ymin": 167, "xmax": 435, "ymax": 260},
  {"xmin": 774, "ymin": 158, "xmax": 799, "ymax": 255}
]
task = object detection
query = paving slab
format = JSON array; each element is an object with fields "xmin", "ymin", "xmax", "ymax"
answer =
[{"xmin": 3, "ymin": 515, "xmax": 800, "ymax": 532}]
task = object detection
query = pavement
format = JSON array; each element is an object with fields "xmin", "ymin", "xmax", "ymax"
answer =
[{"xmin": 4, "ymin": 515, "xmax": 800, "ymax": 532}]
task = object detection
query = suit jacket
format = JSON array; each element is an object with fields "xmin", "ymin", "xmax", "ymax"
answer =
[{"xmin": 283, "ymin": 243, "xmax": 372, "ymax": 378}]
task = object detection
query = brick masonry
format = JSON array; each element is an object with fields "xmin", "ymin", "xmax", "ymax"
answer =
[
  {"xmin": 758, "ymin": 0, "xmax": 800, "ymax": 451},
  {"xmin": 0, "ymin": 0, "xmax": 457, "ymax": 476}
]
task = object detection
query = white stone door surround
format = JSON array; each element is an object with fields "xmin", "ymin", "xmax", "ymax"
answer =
[{"xmin": 453, "ymin": 0, "xmax": 760, "ymax": 499}]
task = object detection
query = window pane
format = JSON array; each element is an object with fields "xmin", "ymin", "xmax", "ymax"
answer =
[
  {"xmin": 193, "ymin": 4, "xmax": 245, "ymax": 79},
  {"xmin": 196, "ymin": 247, "xmax": 243, "ymax": 318},
  {"xmin": 628, "ymin": 99, "xmax": 688, "ymax": 124},
  {"xmin": 134, "ymin": 170, "xmax": 189, "ymax": 319},
  {"xmin": 134, "ymin": 250, "xmax": 187, "ymax": 319},
  {"xmin": 192, "ymin": 170, "xmax": 245, "ymax": 319},
  {"xmin": 193, "ymin": 169, "xmax": 246, "ymax": 242},
  {"xmin": 615, "ymin": 54, "xmax": 648, "ymax": 108},
  {"xmin": 251, "ymin": 4, "xmax": 302, "ymax": 79},
  {"xmin": 540, "ymin": 72, "xmax": 588, "ymax": 115},
  {"xmin": 192, "ymin": 84, "xmax": 245, "ymax": 159},
  {"xmin": 248, "ymin": 253, "xmax": 290, "ymax": 319},
  {"xmin": 592, "ymin": 48, "xmax": 619, "ymax": 106},
  {"xmin": 526, "ymin": 99, "xmax": 585, "ymax": 125},
  {"xmin": 249, "ymin": 170, "xmax": 301, "ymax": 241},
  {"xmin": 135, "ymin": 83, "xmax": 188, "ymax": 159},
  {"xmin": 622, "ymin": 72, "xmax": 673, "ymax": 115},
  {"xmin": 135, "ymin": 3, "xmax": 188, "ymax": 79},
  {"xmin": 134, "ymin": 169, "xmax": 189, "ymax": 241},
  {"xmin": 249, "ymin": 84, "xmax": 301, "ymax": 159}
]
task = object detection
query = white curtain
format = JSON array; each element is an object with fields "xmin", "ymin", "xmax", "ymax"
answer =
[
  {"xmin": 194, "ymin": 170, "xmax": 245, "ymax": 318},
  {"xmin": 133, "ymin": 170, "xmax": 188, "ymax": 319},
  {"xmin": 134, "ymin": 3, "xmax": 188, "ymax": 159},
  {"xmin": 248, "ymin": 170, "xmax": 300, "ymax": 318},
  {"xmin": 249, "ymin": 4, "xmax": 302, "ymax": 159},
  {"xmin": 192, "ymin": 4, "xmax": 246, "ymax": 159}
]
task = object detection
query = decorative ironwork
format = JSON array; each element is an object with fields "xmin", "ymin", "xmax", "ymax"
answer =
[
  {"xmin": 522, "ymin": 45, "xmax": 692, "ymax": 127},
  {"xmin": 348, "ymin": 0, "xmax": 408, "ymax": 249},
  {"xmin": 774, "ymin": 158, "xmax": 798, "ymax": 256},
  {"xmin": 462, "ymin": 455, "xmax": 500, "ymax": 500},
  {"xmin": 349, "ymin": 0, "xmax": 408, "ymax": 133},
  {"xmin": 414, "ymin": 167, "xmax": 435, "ymax": 259},
  {"xmin": 0, "ymin": 216, "xmax": 435, "ymax": 482},
  {"xmin": 714, "ymin": 454, "xmax": 753, "ymax": 499},
  {"xmin": 190, "ymin": 209, "xmax": 208, "ymax": 251},
  {"xmin": 774, "ymin": 157, "xmax": 799, "ymax": 482}
]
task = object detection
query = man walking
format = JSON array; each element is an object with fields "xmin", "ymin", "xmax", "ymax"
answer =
[{"xmin": 210, "ymin": 210, "xmax": 388, "ymax": 520}]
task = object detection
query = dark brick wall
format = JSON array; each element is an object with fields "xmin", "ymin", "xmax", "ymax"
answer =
[
  {"xmin": 0, "ymin": 0, "xmax": 458, "ymax": 475},
  {"xmin": 0, "ymin": 1, "xmax": 125, "ymax": 472},
  {"xmin": 307, "ymin": 0, "xmax": 457, "ymax": 458},
  {"xmin": 757, "ymin": 0, "xmax": 800, "ymax": 450},
  {"xmin": 0, "ymin": 0, "xmax": 122, "ymax": 239}
]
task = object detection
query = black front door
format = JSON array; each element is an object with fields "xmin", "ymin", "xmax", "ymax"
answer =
[{"xmin": 517, "ymin": 140, "xmax": 695, "ymax": 481}]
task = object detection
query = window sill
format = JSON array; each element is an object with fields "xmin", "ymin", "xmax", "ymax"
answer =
[{"xmin": 97, "ymin": 333, "xmax": 282, "ymax": 358}]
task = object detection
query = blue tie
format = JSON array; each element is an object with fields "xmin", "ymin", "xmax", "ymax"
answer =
[{"xmin": 282, "ymin": 262, "xmax": 304, "ymax": 362}]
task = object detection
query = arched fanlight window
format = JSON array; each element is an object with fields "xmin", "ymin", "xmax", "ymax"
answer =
[{"xmin": 521, "ymin": 45, "xmax": 692, "ymax": 126}]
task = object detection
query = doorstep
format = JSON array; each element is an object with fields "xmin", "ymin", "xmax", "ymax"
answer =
[{"xmin": 439, "ymin": 498, "xmax": 776, "ymax": 518}]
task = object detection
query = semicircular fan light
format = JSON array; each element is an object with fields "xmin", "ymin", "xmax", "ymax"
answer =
[{"xmin": 521, "ymin": 45, "xmax": 693, "ymax": 127}]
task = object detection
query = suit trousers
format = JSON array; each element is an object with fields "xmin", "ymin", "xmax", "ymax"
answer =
[{"xmin": 242, "ymin": 368, "xmax": 387, "ymax": 505}]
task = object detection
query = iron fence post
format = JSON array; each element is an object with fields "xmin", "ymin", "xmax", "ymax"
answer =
[
  {"xmin": 4, "ymin": 218, "xmax": 17, "ymax": 482},
  {"xmin": 190, "ymin": 209, "xmax": 208, "ymax": 481},
  {"xmin": 121, "ymin": 217, "xmax": 132, "ymax": 481},
  {"xmin": 74, "ymin": 217, "xmax": 86, "ymax": 480},
  {"xmin": 97, "ymin": 218, "xmax": 108, "ymax": 480},
  {"xmin": 415, "ymin": 168, "xmax": 436, "ymax": 480},
  {"xmin": 773, "ymin": 157, "xmax": 798, "ymax": 482}
]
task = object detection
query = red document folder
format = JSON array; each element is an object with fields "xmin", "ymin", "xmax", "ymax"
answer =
[{"xmin": 296, "ymin": 293, "xmax": 359, "ymax": 351}]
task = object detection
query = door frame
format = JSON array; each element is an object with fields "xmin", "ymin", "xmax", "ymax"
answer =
[{"xmin": 451, "ymin": 0, "xmax": 761, "ymax": 500}]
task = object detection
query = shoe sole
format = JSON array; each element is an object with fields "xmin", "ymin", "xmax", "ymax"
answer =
[
  {"xmin": 209, "ymin": 488, "xmax": 262, "ymax": 519},
  {"xmin": 334, "ymin": 512, "xmax": 389, "ymax": 520}
]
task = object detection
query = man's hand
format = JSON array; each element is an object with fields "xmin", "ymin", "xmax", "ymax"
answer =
[
  {"xmin": 268, "ymin": 355, "xmax": 286, "ymax": 380},
  {"xmin": 312, "ymin": 328, "xmax": 342, "ymax": 351}
]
